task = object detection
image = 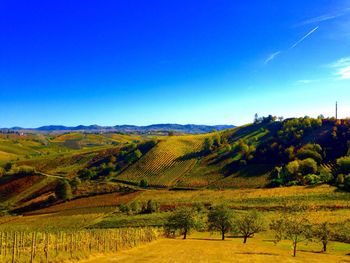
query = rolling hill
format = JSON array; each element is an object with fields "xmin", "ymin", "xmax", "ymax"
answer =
[{"xmin": 1, "ymin": 117, "xmax": 350, "ymax": 214}]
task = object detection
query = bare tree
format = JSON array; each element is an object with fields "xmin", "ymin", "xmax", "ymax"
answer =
[
  {"xmin": 270, "ymin": 213, "xmax": 312, "ymax": 257},
  {"xmin": 235, "ymin": 210, "xmax": 264, "ymax": 243},
  {"xmin": 313, "ymin": 222, "xmax": 332, "ymax": 252}
]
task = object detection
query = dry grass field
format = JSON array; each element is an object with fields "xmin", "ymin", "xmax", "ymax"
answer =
[{"xmin": 82, "ymin": 232, "xmax": 350, "ymax": 263}]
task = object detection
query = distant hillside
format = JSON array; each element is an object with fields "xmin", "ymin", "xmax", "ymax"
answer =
[
  {"xmin": 3, "ymin": 124, "xmax": 235, "ymax": 134},
  {"xmin": 2, "ymin": 117, "xmax": 350, "ymax": 214}
]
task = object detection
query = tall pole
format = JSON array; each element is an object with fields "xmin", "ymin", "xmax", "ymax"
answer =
[{"xmin": 336, "ymin": 101, "xmax": 338, "ymax": 120}]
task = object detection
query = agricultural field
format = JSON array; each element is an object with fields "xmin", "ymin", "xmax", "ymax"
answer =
[
  {"xmin": 0, "ymin": 228, "xmax": 159, "ymax": 263},
  {"xmin": 1, "ymin": 183, "xmax": 350, "ymax": 262},
  {"xmin": 116, "ymin": 134, "xmax": 208, "ymax": 187}
]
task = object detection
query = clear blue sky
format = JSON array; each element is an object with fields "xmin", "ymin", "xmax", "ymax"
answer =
[{"xmin": 1, "ymin": 1, "xmax": 350, "ymax": 127}]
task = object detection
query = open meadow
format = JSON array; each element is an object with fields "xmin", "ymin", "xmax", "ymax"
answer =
[{"xmin": 83, "ymin": 232, "xmax": 350, "ymax": 263}]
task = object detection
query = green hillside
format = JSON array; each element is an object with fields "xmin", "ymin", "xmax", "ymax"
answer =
[{"xmin": 1, "ymin": 117, "xmax": 350, "ymax": 214}]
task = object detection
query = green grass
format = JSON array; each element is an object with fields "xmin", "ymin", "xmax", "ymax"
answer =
[{"xmin": 92, "ymin": 212, "xmax": 169, "ymax": 228}]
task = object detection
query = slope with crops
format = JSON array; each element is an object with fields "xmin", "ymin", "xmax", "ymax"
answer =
[{"xmin": 115, "ymin": 135, "xmax": 208, "ymax": 187}]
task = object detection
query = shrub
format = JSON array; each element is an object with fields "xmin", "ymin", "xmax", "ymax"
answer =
[
  {"xmin": 55, "ymin": 180, "xmax": 73, "ymax": 200},
  {"xmin": 130, "ymin": 201, "xmax": 142, "ymax": 214},
  {"xmin": 299, "ymin": 158, "xmax": 318, "ymax": 176},
  {"xmin": 70, "ymin": 177, "xmax": 81, "ymax": 190},
  {"xmin": 139, "ymin": 179, "xmax": 148, "ymax": 188},
  {"xmin": 143, "ymin": 200, "xmax": 160, "ymax": 214},
  {"xmin": 303, "ymin": 174, "xmax": 319, "ymax": 185},
  {"xmin": 9, "ymin": 165, "xmax": 36, "ymax": 176},
  {"xmin": 337, "ymin": 156, "xmax": 350, "ymax": 174},
  {"xmin": 296, "ymin": 149, "xmax": 322, "ymax": 164},
  {"xmin": 286, "ymin": 160, "xmax": 300, "ymax": 176},
  {"xmin": 336, "ymin": 174, "xmax": 345, "ymax": 185},
  {"xmin": 119, "ymin": 203, "xmax": 130, "ymax": 213},
  {"xmin": 204, "ymin": 137, "xmax": 214, "ymax": 152},
  {"xmin": 319, "ymin": 170, "xmax": 333, "ymax": 183},
  {"xmin": 78, "ymin": 169, "xmax": 96, "ymax": 180},
  {"xmin": 4, "ymin": 162, "xmax": 13, "ymax": 172},
  {"xmin": 344, "ymin": 175, "xmax": 350, "ymax": 191}
]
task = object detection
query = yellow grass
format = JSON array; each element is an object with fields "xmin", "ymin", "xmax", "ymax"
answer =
[
  {"xmin": 0, "ymin": 213, "xmax": 105, "ymax": 231},
  {"xmin": 81, "ymin": 232, "xmax": 350, "ymax": 263},
  {"xmin": 0, "ymin": 150, "xmax": 17, "ymax": 162},
  {"xmin": 137, "ymin": 185, "xmax": 341, "ymax": 204}
]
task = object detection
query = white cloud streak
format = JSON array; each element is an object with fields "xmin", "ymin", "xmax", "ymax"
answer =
[
  {"xmin": 297, "ymin": 79, "xmax": 314, "ymax": 84},
  {"xmin": 298, "ymin": 8, "xmax": 350, "ymax": 26},
  {"xmin": 291, "ymin": 26, "xmax": 319, "ymax": 49},
  {"xmin": 330, "ymin": 57, "xmax": 350, "ymax": 80},
  {"xmin": 264, "ymin": 51, "xmax": 281, "ymax": 64}
]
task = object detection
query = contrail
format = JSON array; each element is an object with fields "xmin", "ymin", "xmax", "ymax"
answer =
[
  {"xmin": 264, "ymin": 51, "xmax": 281, "ymax": 64},
  {"xmin": 291, "ymin": 26, "xmax": 319, "ymax": 49}
]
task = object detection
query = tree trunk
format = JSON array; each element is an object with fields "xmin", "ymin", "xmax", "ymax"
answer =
[
  {"xmin": 293, "ymin": 242, "xmax": 297, "ymax": 257},
  {"xmin": 183, "ymin": 229, "xmax": 187, "ymax": 239},
  {"xmin": 222, "ymin": 230, "xmax": 225, "ymax": 241},
  {"xmin": 323, "ymin": 241, "xmax": 327, "ymax": 252},
  {"xmin": 243, "ymin": 236, "xmax": 247, "ymax": 244}
]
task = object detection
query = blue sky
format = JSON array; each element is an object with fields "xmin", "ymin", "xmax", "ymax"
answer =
[{"xmin": 1, "ymin": 0, "xmax": 350, "ymax": 127}]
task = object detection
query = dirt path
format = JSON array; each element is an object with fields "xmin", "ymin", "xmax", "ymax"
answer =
[{"xmin": 81, "ymin": 237, "xmax": 350, "ymax": 263}]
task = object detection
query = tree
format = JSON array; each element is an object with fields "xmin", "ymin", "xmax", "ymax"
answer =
[
  {"xmin": 285, "ymin": 160, "xmax": 300, "ymax": 178},
  {"xmin": 270, "ymin": 213, "xmax": 312, "ymax": 257},
  {"xmin": 119, "ymin": 203, "xmax": 130, "ymax": 213},
  {"xmin": 139, "ymin": 179, "xmax": 148, "ymax": 188},
  {"xmin": 130, "ymin": 201, "xmax": 142, "ymax": 214},
  {"xmin": 254, "ymin": 113, "xmax": 259, "ymax": 124},
  {"xmin": 126, "ymin": 149, "xmax": 142, "ymax": 163},
  {"xmin": 336, "ymin": 174, "xmax": 345, "ymax": 185},
  {"xmin": 337, "ymin": 156, "xmax": 350, "ymax": 174},
  {"xmin": 70, "ymin": 177, "xmax": 81, "ymax": 193},
  {"xmin": 143, "ymin": 200, "xmax": 160, "ymax": 214},
  {"xmin": 208, "ymin": 205, "xmax": 234, "ymax": 240},
  {"xmin": 299, "ymin": 158, "xmax": 318, "ymax": 176},
  {"xmin": 165, "ymin": 207, "xmax": 199, "ymax": 239},
  {"xmin": 235, "ymin": 210, "xmax": 264, "ymax": 243},
  {"xmin": 344, "ymin": 175, "xmax": 350, "ymax": 191},
  {"xmin": 313, "ymin": 222, "xmax": 332, "ymax": 252},
  {"xmin": 204, "ymin": 137, "xmax": 214, "ymax": 152},
  {"xmin": 296, "ymin": 149, "xmax": 322, "ymax": 164},
  {"xmin": 4, "ymin": 162, "xmax": 13, "ymax": 172},
  {"xmin": 55, "ymin": 180, "xmax": 73, "ymax": 200}
]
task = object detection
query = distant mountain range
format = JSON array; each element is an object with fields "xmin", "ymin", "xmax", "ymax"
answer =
[{"xmin": 2, "ymin": 124, "xmax": 235, "ymax": 134}]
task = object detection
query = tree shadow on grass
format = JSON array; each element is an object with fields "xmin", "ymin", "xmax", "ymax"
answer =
[
  {"xmin": 299, "ymin": 249, "xmax": 326, "ymax": 254},
  {"xmin": 234, "ymin": 252, "xmax": 279, "ymax": 256},
  {"xmin": 187, "ymin": 238, "xmax": 226, "ymax": 242}
]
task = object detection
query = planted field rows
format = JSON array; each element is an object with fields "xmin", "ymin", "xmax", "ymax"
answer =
[
  {"xmin": 0, "ymin": 228, "xmax": 159, "ymax": 263},
  {"xmin": 24, "ymin": 191, "xmax": 141, "ymax": 216},
  {"xmin": 117, "ymin": 135, "xmax": 208, "ymax": 187}
]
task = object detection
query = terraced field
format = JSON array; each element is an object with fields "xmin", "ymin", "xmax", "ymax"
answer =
[{"xmin": 116, "ymin": 135, "xmax": 208, "ymax": 187}]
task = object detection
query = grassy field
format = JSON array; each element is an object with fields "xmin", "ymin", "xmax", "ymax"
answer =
[
  {"xmin": 2, "ymin": 185, "xmax": 349, "ymax": 230},
  {"xmin": 82, "ymin": 232, "xmax": 350, "ymax": 263},
  {"xmin": 1, "ymin": 185, "xmax": 350, "ymax": 262}
]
